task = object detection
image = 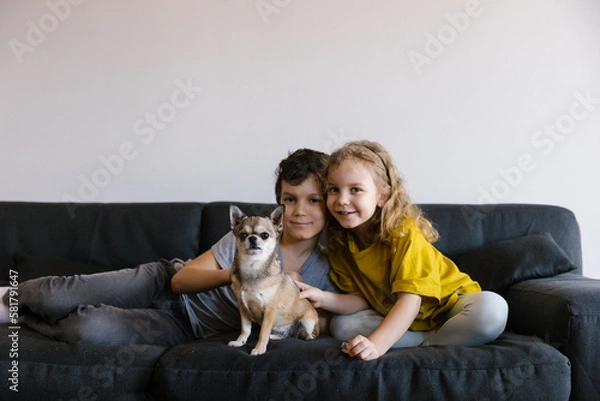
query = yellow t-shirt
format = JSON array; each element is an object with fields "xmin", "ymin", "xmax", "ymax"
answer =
[{"xmin": 329, "ymin": 219, "xmax": 481, "ymax": 331}]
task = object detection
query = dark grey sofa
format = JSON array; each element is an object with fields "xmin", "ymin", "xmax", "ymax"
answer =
[{"xmin": 1, "ymin": 201, "xmax": 598, "ymax": 400}]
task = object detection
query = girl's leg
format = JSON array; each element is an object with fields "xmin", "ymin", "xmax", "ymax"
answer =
[
  {"xmin": 22, "ymin": 303, "xmax": 194, "ymax": 346},
  {"xmin": 18, "ymin": 260, "xmax": 174, "ymax": 323},
  {"xmin": 422, "ymin": 291, "xmax": 508, "ymax": 347},
  {"xmin": 330, "ymin": 309, "xmax": 434, "ymax": 348}
]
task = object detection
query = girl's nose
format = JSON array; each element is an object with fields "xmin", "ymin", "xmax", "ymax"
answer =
[{"xmin": 337, "ymin": 192, "xmax": 350, "ymax": 205}]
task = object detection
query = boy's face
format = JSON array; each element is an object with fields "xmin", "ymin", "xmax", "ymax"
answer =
[
  {"xmin": 279, "ymin": 175, "xmax": 327, "ymax": 241},
  {"xmin": 326, "ymin": 160, "xmax": 386, "ymax": 238}
]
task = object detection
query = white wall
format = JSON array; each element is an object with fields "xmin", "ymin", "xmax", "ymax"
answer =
[{"xmin": 1, "ymin": 0, "xmax": 599, "ymax": 278}]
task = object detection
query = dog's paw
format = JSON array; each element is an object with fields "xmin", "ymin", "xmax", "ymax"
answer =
[
  {"xmin": 250, "ymin": 346, "xmax": 266, "ymax": 356},
  {"xmin": 228, "ymin": 340, "xmax": 246, "ymax": 348}
]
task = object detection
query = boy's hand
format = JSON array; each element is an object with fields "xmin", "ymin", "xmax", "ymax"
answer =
[
  {"xmin": 345, "ymin": 335, "xmax": 381, "ymax": 361},
  {"xmin": 296, "ymin": 281, "xmax": 326, "ymax": 309}
]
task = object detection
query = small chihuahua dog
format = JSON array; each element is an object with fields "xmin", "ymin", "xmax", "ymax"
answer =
[{"xmin": 227, "ymin": 205, "xmax": 319, "ymax": 355}]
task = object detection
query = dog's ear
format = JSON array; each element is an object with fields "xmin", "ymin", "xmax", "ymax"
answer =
[
  {"xmin": 270, "ymin": 205, "xmax": 284, "ymax": 231},
  {"xmin": 229, "ymin": 205, "xmax": 246, "ymax": 230}
]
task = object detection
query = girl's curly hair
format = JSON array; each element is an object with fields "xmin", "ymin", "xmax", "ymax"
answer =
[{"xmin": 326, "ymin": 140, "xmax": 439, "ymax": 253}]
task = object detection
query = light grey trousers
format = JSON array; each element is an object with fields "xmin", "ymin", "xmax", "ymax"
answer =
[
  {"xmin": 330, "ymin": 291, "xmax": 508, "ymax": 348},
  {"xmin": 14, "ymin": 260, "xmax": 194, "ymax": 346}
]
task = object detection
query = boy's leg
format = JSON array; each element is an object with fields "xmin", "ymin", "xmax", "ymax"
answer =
[
  {"xmin": 17, "ymin": 260, "xmax": 174, "ymax": 323},
  {"xmin": 0, "ymin": 287, "xmax": 11, "ymax": 323},
  {"xmin": 330, "ymin": 309, "xmax": 434, "ymax": 348},
  {"xmin": 422, "ymin": 291, "xmax": 508, "ymax": 347},
  {"xmin": 22, "ymin": 302, "xmax": 194, "ymax": 346}
]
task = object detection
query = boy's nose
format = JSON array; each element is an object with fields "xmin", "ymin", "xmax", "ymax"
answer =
[{"xmin": 292, "ymin": 202, "xmax": 306, "ymax": 215}]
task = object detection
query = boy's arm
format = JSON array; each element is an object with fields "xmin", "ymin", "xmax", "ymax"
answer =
[
  {"xmin": 347, "ymin": 292, "xmax": 421, "ymax": 360},
  {"xmin": 170, "ymin": 250, "xmax": 231, "ymax": 294}
]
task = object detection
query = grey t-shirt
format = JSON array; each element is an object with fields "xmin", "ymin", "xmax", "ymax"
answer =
[{"xmin": 182, "ymin": 231, "xmax": 338, "ymax": 339}]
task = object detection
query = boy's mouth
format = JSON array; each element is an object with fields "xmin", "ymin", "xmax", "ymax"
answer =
[{"xmin": 290, "ymin": 221, "xmax": 311, "ymax": 226}]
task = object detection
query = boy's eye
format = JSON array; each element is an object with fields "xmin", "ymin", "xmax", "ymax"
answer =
[
  {"xmin": 260, "ymin": 233, "xmax": 270, "ymax": 240},
  {"xmin": 239, "ymin": 233, "xmax": 248, "ymax": 240},
  {"xmin": 310, "ymin": 198, "xmax": 322, "ymax": 204},
  {"xmin": 351, "ymin": 187, "xmax": 361, "ymax": 193},
  {"xmin": 283, "ymin": 197, "xmax": 295, "ymax": 203}
]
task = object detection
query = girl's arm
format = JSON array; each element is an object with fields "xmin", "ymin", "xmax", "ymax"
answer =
[
  {"xmin": 297, "ymin": 282, "xmax": 370, "ymax": 314},
  {"xmin": 170, "ymin": 250, "xmax": 231, "ymax": 294},
  {"xmin": 346, "ymin": 292, "xmax": 421, "ymax": 361}
]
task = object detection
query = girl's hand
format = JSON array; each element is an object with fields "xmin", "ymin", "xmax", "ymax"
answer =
[
  {"xmin": 296, "ymin": 281, "xmax": 326, "ymax": 309},
  {"xmin": 345, "ymin": 335, "xmax": 381, "ymax": 361}
]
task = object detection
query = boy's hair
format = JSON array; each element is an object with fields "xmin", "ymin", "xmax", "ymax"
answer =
[
  {"xmin": 274, "ymin": 148, "xmax": 329, "ymax": 202},
  {"xmin": 326, "ymin": 140, "xmax": 439, "ymax": 253}
]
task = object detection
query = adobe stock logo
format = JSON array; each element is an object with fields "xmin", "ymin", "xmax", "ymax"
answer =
[
  {"xmin": 323, "ymin": 127, "xmax": 356, "ymax": 154},
  {"xmin": 254, "ymin": 0, "xmax": 294, "ymax": 25},
  {"xmin": 8, "ymin": 0, "xmax": 88, "ymax": 65},
  {"xmin": 461, "ymin": 89, "xmax": 598, "ymax": 230},
  {"xmin": 407, "ymin": 0, "xmax": 486, "ymax": 77},
  {"xmin": 478, "ymin": 89, "xmax": 598, "ymax": 203},
  {"xmin": 62, "ymin": 78, "xmax": 202, "ymax": 218}
]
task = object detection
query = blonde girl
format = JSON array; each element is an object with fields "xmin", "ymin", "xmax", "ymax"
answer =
[{"xmin": 298, "ymin": 140, "xmax": 508, "ymax": 361}]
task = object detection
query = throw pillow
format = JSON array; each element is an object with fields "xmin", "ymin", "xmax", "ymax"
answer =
[{"xmin": 452, "ymin": 233, "xmax": 578, "ymax": 293}]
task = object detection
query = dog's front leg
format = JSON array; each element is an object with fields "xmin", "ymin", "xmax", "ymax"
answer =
[
  {"xmin": 252, "ymin": 306, "xmax": 278, "ymax": 356},
  {"xmin": 228, "ymin": 309, "xmax": 252, "ymax": 348}
]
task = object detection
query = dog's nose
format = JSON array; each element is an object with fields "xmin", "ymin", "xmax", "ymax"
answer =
[{"xmin": 248, "ymin": 235, "xmax": 258, "ymax": 247}]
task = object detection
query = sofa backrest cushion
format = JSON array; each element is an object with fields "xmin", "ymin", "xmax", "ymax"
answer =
[
  {"xmin": 0, "ymin": 202, "xmax": 582, "ymax": 284},
  {"xmin": 0, "ymin": 202, "xmax": 204, "ymax": 281},
  {"xmin": 420, "ymin": 204, "xmax": 582, "ymax": 273},
  {"xmin": 451, "ymin": 233, "xmax": 578, "ymax": 293}
]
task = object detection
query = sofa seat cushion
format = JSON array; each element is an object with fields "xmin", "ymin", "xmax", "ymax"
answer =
[
  {"xmin": 0, "ymin": 326, "xmax": 166, "ymax": 401},
  {"xmin": 150, "ymin": 332, "xmax": 570, "ymax": 401}
]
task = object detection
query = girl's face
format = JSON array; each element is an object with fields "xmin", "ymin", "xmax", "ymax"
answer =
[
  {"xmin": 326, "ymin": 160, "xmax": 386, "ymax": 239},
  {"xmin": 279, "ymin": 175, "xmax": 327, "ymax": 241}
]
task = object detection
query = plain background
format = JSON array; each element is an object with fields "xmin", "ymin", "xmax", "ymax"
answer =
[{"xmin": 1, "ymin": 0, "xmax": 599, "ymax": 278}]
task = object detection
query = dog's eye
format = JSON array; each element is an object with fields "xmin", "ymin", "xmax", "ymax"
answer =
[
  {"xmin": 260, "ymin": 233, "xmax": 270, "ymax": 240},
  {"xmin": 239, "ymin": 233, "xmax": 248, "ymax": 240}
]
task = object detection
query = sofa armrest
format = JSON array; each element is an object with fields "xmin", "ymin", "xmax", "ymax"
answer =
[{"xmin": 504, "ymin": 273, "xmax": 600, "ymax": 400}]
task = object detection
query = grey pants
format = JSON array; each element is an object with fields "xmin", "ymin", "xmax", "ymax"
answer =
[
  {"xmin": 330, "ymin": 291, "xmax": 508, "ymax": 348},
  {"xmin": 17, "ymin": 260, "xmax": 195, "ymax": 346}
]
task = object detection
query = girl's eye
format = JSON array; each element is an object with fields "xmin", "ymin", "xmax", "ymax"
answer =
[
  {"xmin": 260, "ymin": 233, "xmax": 270, "ymax": 240},
  {"xmin": 282, "ymin": 197, "xmax": 295, "ymax": 203},
  {"xmin": 310, "ymin": 198, "xmax": 322, "ymax": 204},
  {"xmin": 351, "ymin": 187, "xmax": 361, "ymax": 193},
  {"xmin": 327, "ymin": 187, "xmax": 338, "ymax": 193},
  {"xmin": 239, "ymin": 233, "xmax": 248, "ymax": 240}
]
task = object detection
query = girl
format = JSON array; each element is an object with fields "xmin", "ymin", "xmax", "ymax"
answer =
[
  {"xmin": 2, "ymin": 149, "xmax": 337, "ymax": 345},
  {"xmin": 298, "ymin": 140, "xmax": 508, "ymax": 361}
]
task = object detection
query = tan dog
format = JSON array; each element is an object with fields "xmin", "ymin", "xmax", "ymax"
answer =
[{"xmin": 227, "ymin": 205, "xmax": 319, "ymax": 355}]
